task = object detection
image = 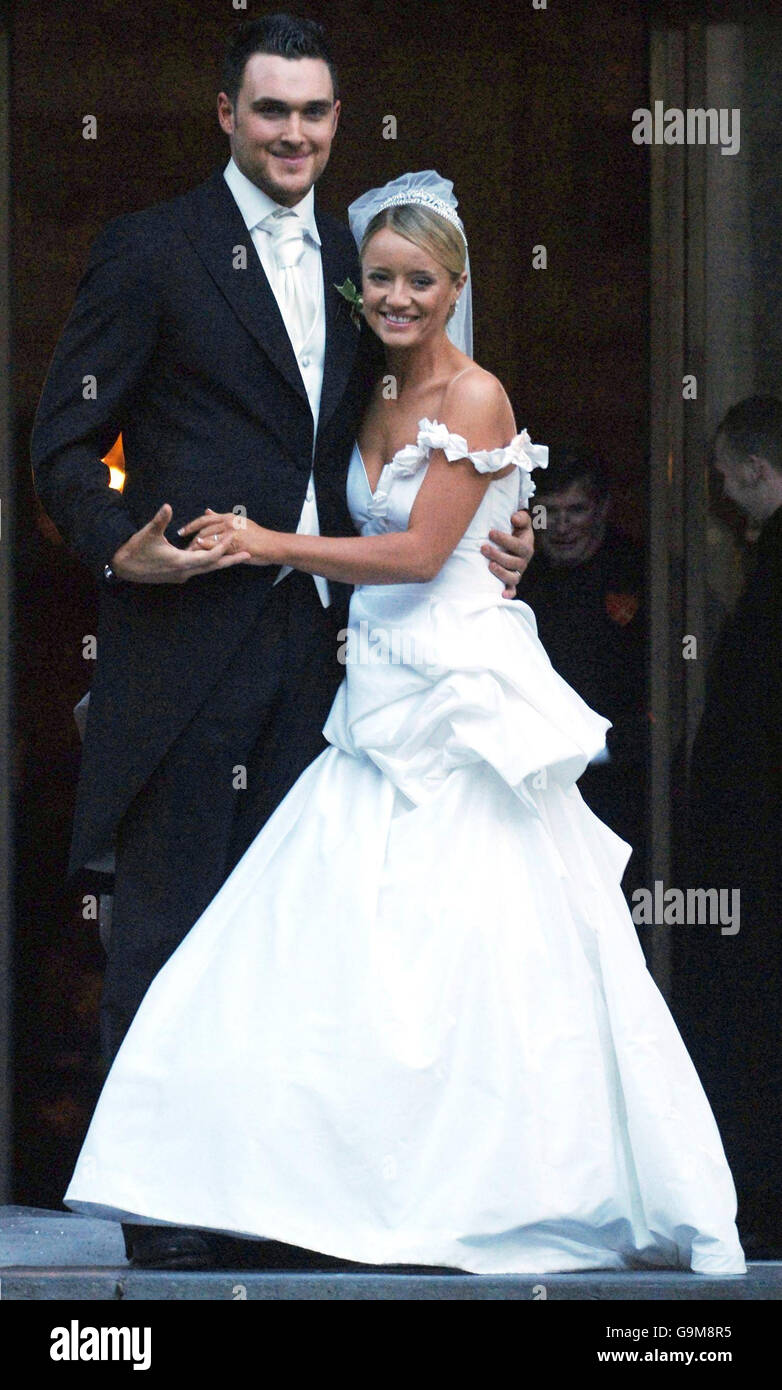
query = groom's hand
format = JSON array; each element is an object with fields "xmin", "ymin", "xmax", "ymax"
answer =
[
  {"xmin": 110, "ymin": 504, "xmax": 251, "ymax": 584},
  {"xmin": 481, "ymin": 509, "xmax": 535, "ymax": 598}
]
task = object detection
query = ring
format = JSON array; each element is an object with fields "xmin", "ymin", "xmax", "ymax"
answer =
[{"xmin": 214, "ymin": 534, "xmax": 218, "ymax": 542}]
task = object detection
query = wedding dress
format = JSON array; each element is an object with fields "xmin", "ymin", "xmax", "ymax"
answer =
[{"xmin": 64, "ymin": 420, "xmax": 746, "ymax": 1275}]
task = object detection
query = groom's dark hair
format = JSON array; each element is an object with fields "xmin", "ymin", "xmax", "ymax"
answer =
[
  {"xmin": 221, "ymin": 13, "xmax": 339, "ymax": 107},
  {"xmin": 532, "ymin": 445, "xmax": 611, "ymax": 504}
]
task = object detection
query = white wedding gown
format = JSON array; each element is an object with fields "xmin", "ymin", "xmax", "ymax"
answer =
[{"xmin": 65, "ymin": 421, "xmax": 746, "ymax": 1275}]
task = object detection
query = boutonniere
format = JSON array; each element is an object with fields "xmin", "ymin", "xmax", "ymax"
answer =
[{"xmin": 334, "ymin": 277, "xmax": 363, "ymax": 329}]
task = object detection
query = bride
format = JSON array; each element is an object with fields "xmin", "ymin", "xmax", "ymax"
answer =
[{"xmin": 64, "ymin": 171, "xmax": 745, "ymax": 1276}]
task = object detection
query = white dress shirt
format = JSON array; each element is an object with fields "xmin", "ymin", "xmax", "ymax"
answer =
[{"xmin": 223, "ymin": 158, "xmax": 330, "ymax": 608}]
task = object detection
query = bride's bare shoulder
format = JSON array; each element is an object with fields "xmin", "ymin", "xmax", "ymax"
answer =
[{"xmin": 441, "ymin": 363, "xmax": 516, "ymax": 441}]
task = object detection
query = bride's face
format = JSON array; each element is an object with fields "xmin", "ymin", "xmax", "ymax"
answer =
[{"xmin": 361, "ymin": 228, "xmax": 465, "ymax": 349}]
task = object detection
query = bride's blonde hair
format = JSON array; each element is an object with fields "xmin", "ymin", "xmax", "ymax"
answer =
[{"xmin": 360, "ymin": 205, "xmax": 466, "ymax": 281}]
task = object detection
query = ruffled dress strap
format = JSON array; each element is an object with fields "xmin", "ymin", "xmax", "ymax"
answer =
[{"xmin": 415, "ymin": 418, "xmax": 549, "ymax": 504}]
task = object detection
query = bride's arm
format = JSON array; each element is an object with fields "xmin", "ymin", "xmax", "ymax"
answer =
[{"xmin": 180, "ymin": 378, "xmax": 516, "ymax": 587}]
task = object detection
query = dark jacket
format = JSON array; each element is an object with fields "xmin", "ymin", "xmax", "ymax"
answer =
[{"xmin": 686, "ymin": 503, "xmax": 781, "ymax": 923}]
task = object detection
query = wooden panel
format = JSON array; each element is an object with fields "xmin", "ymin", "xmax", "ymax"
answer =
[{"xmin": 648, "ymin": 26, "xmax": 686, "ymax": 996}]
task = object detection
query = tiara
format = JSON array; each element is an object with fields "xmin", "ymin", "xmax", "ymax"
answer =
[{"xmin": 375, "ymin": 190, "xmax": 468, "ymax": 244}]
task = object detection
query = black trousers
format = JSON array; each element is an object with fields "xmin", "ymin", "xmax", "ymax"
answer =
[{"xmin": 100, "ymin": 570, "xmax": 345, "ymax": 1065}]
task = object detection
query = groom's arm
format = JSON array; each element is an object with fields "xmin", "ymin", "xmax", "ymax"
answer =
[
  {"xmin": 482, "ymin": 510, "xmax": 535, "ymax": 597},
  {"xmin": 31, "ymin": 216, "xmax": 246, "ymax": 586},
  {"xmin": 30, "ymin": 217, "xmax": 158, "ymax": 580}
]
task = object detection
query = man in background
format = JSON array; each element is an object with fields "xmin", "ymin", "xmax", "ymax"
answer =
[
  {"xmin": 517, "ymin": 446, "xmax": 647, "ymax": 888},
  {"xmin": 676, "ymin": 395, "xmax": 782, "ymax": 1257}
]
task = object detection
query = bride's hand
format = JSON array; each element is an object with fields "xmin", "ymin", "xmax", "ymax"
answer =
[{"xmin": 177, "ymin": 509, "xmax": 280, "ymax": 566}]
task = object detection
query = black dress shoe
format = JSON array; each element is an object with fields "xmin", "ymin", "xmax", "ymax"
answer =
[
  {"xmin": 213, "ymin": 1235, "xmax": 464, "ymax": 1274},
  {"xmin": 123, "ymin": 1223, "xmax": 221, "ymax": 1270}
]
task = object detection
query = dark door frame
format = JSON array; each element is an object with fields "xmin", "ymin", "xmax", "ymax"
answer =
[
  {"xmin": 648, "ymin": 17, "xmax": 756, "ymax": 997},
  {"xmin": 0, "ymin": 0, "xmax": 13, "ymax": 1205}
]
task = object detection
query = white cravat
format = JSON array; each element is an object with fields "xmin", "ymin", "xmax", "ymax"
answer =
[
  {"xmin": 222, "ymin": 160, "xmax": 330, "ymax": 609},
  {"xmin": 261, "ymin": 210, "xmax": 328, "ymax": 607},
  {"xmin": 263, "ymin": 210, "xmax": 314, "ymax": 357}
]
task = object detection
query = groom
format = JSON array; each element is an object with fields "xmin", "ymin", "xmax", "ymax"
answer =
[{"xmin": 31, "ymin": 14, "xmax": 533, "ymax": 1266}]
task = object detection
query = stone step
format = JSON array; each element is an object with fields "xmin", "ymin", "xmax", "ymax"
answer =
[
  {"xmin": 2, "ymin": 1266, "xmax": 776, "ymax": 1301},
  {"xmin": 1, "ymin": 1207, "xmax": 778, "ymax": 1301}
]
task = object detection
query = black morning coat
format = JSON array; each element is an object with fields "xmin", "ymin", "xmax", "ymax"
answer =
[{"xmin": 31, "ymin": 169, "xmax": 380, "ymax": 878}]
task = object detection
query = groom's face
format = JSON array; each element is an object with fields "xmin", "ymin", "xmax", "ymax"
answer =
[{"xmin": 217, "ymin": 54, "xmax": 340, "ymax": 207}]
